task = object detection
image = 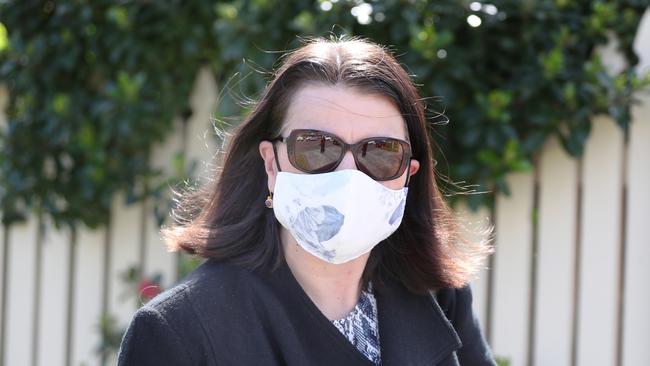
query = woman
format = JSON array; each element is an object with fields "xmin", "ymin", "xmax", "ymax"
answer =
[{"xmin": 118, "ymin": 37, "xmax": 496, "ymax": 365}]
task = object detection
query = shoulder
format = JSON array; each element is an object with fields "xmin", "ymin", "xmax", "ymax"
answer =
[
  {"xmin": 137, "ymin": 259, "xmax": 254, "ymax": 319},
  {"xmin": 118, "ymin": 260, "xmax": 266, "ymax": 365},
  {"xmin": 151, "ymin": 258, "xmax": 267, "ymax": 311},
  {"xmin": 117, "ymin": 283, "xmax": 206, "ymax": 365}
]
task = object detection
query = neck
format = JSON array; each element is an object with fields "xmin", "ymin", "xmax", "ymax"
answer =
[{"xmin": 281, "ymin": 227, "xmax": 370, "ymax": 321}]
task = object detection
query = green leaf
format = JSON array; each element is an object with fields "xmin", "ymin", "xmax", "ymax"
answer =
[
  {"xmin": 0, "ymin": 22, "xmax": 8, "ymax": 53},
  {"xmin": 106, "ymin": 6, "xmax": 130, "ymax": 30}
]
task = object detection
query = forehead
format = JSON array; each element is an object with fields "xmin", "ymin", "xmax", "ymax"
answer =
[{"xmin": 281, "ymin": 83, "xmax": 408, "ymax": 142}]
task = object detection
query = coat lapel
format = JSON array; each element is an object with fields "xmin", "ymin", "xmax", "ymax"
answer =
[
  {"xmin": 266, "ymin": 260, "xmax": 462, "ymax": 365},
  {"xmin": 268, "ymin": 261, "xmax": 378, "ymax": 365},
  {"xmin": 376, "ymin": 277, "xmax": 462, "ymax": 365}
]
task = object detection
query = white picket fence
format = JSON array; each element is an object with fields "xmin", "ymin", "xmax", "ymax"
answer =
[
  {"xmin": 467, "ymin": 112, "xmax": 650, "ymax": 366},
  {"xmin": 1, "ymin": 12, "xmax": 649, "ymax": 366}
]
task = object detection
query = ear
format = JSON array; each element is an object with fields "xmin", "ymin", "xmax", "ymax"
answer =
[
  {"xmin": 259, "ymin": 141, "xmax": 278, "ymax": 193},
  {"xmin": 408, "ymin": 158, "xmax": 420, "ymax": 177}
]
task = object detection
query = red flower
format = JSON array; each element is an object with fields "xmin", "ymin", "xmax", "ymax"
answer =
[{"xmin": 138, "ymin": 279, "xmax": 161, "ymax": 300}]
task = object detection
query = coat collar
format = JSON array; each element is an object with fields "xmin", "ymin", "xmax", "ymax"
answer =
[{"xmin": 270, "ymin": 260, "xmax": 462, "ymax": 365}]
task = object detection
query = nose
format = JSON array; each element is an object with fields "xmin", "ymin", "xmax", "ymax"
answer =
[{"xmin": 337, "ymin": 150, "xmax": 357, "ymax": 171}]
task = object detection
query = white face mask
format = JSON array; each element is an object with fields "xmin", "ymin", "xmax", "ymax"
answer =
[{"xmin": 272, "ymin": 169, "xmax": 408, "ymax": 264}]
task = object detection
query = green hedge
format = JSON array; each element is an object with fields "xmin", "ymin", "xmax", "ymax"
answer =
[{"xmin": 0, "ymin": 0, "xmax": 647, "ymax": 228}]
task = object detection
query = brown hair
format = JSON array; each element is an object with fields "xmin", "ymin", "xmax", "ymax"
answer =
[{"xmin": 163, "ymin": 37, "xmax": 493, "ymax": 293}]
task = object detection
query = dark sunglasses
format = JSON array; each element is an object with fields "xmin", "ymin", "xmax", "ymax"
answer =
[{"xmin": 270, "ymin": 129, "xmax": 412, "ymax": 182}]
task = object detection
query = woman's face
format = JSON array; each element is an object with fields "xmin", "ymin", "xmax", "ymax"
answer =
[{"xmin": 259, "ymin": 83, "xmax": 420, "ymax": 192}]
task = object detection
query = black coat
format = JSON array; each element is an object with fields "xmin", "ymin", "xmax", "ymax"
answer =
[{"xmin": 117, "ymin": 258, "xmax": 497, "ymax": 365}]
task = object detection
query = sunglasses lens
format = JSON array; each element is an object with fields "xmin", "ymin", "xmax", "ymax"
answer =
[
  {"xmin": 293, "ymin": 131, "xmax": 344, "ymax": 172},
  {"xmin": 356, "ymin": 140, "xmax": 406, "ymax": 180}
]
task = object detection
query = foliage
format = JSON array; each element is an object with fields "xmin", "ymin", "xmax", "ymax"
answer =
[
  {"xmin": 0, "ymin": 0, "xmax": 648, "ymax": 228},
  {"xmin": 97, "ymin": 264, "xmax": 165, "ymax": 360},
  {"xmin": 96, "ymin": 312, "xmax": 125, "ymax": 363},
  {"xmin": 0, "ymin": 1, "xmax": 213, "ymax": 227}
]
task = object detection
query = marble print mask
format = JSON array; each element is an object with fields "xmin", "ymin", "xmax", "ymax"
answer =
[{"xmin": 272, "ymin": 169, "xmax": 408, "ymax": 264}]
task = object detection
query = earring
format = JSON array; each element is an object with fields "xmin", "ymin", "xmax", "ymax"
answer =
[{"xmin": 264, "ymin": 192, "xmax": 273, "ymax": 208}]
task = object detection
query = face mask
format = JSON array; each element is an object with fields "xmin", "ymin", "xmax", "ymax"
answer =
[{"xmin": 272, "ymin": 169, "xmax": 408, "ymax": 264}]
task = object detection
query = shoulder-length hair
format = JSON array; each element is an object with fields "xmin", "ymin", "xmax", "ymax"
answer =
[{"xmin": 163, "ymin": 37, "xmax": 492, "ymax": 294}]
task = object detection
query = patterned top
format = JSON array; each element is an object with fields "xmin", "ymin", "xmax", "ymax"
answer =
[{"xmin": 331, "ymin": 284, "xmax": 381, "ymax": 365}]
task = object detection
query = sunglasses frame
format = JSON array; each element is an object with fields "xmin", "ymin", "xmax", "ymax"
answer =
[{"xmin": 271, "ymin": 129, "xmax": 412, "ymax": 181}]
